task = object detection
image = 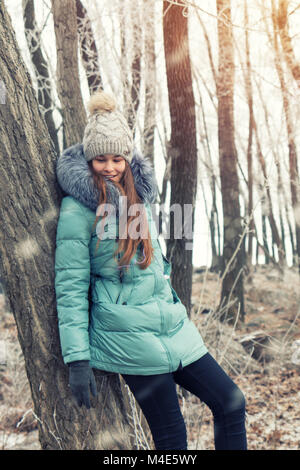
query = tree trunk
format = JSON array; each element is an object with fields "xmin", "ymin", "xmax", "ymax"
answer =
[
  {"xmin": 287, "ymin": 211, "xmax": 297, "ymax": 266},
  {"xmin": 143, "ymin": 0, "xmax": 156, "ymax": 165},
  {"xmin": 156, "ymin": 102, "xmax": 171, "ymax": 207},
  {"xmin": 277, "ymin": 0, "xmax": 300, "ymax": 88},
  {"xmin": 272, "ymin": 0, "xmax": 300, "ymax": 273},
  {"xmin": 197, "ymin": 88, "xmax": 221, "ymax": 272},
  {"xmin": 118, "ymin": 0, "xmax": 142, "ymax": 135},
  {"xmin": 119, "ymin": 0, "xmax": 130, "ymax": 123},
  {"xmin": 22, "ymin": 0, "xmax": 60, "ymax": 154},
  {"xmin": 76, "ymin": 0, "xmax": 103, "ymax": 94},
  {"xmin": 163, "ymin": 0, "xmax": 198, "ymax": 316},
  {"xmin": 128, "ymin": 1, "xmax": 142, "ymax": 134},
  {"xmin": 0, "ymin": 2, "xmax": 136, "ymax": 450},
  {"xmin": 193, "ymin": 14, "xmax": 221, "ymax": 272},
  {"xmin": 254, "ymin": 70, "xmax": 292, "ymax": 268},
  {"xmin": 253, "ymin": 123, "xmax": 285, "ymax": 270},
  {"xmin": 216, "ymin": 0, "xmax": 245, "ymax": 323},
  {"xmin": 262, "ymin": 216, "xmax": 270, "ymax": 265},
  {"xmin": 50, "ymin": 0, "xmax": 86, "ymax": 147},
  {"xmin": 243, "ymin": 0, "xmax": 255, "ymax": 274}
]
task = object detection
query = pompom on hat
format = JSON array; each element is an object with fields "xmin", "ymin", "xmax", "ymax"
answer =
[{"xmin": 82, "ymin": 90, "xmax": 134, "ymax": 163}]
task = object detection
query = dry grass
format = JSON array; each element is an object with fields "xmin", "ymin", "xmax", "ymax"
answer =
[
  {"xmin": 187, "ymin": 264, "xmax": 300, "ymax": 450},
  {"xmin": 0, "ymin": 302, "xmax": 39, "ymax": 450}
]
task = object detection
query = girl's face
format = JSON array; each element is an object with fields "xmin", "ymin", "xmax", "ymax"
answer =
[{"xmin": 92, "ymin": 154, "xmax": 126, "ymax": 183}]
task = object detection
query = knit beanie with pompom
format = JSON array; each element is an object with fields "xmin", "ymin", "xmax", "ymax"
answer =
[{"xmin": 82, "ymin": 90, "xmax": 133, "ymax": 163}]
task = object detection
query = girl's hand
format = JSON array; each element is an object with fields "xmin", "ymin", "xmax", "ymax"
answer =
[{"xmin": 68, "ymin": 360, "xmax": 97, "ymax": 409}]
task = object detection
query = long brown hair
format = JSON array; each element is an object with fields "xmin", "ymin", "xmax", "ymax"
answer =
[{"xmin": 88, "ymin": 159, "xmax": 154, "ymax": 271}]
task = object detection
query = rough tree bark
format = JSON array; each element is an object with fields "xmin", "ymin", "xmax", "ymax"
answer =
[
  {"xmin": 50, "ymin": 0, "xmax": 86, "ymax": 147},
  {"xmin": 0, "ymin": 3, "xmax": 137, "ymax": 450},
  {"xmin": 216, "ymin": 0, "xmax": 245, "ymax": 323},
  {"xmin": 163, "ymin": 1, "xmax": 198, "ymax": 316}
]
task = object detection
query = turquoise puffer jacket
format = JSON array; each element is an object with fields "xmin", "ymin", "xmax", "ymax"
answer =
[{"xmin": 54, "ymin": 144, "xmax": 208, "ymax": 374}]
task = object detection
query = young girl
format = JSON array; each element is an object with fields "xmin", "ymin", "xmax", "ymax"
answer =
[{"xmin": 55, "ymin": 91, "xmax": 247, "ymax": 450}]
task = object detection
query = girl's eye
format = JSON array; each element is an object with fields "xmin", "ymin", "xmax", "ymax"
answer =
[{"xmin": 95, "ymin": 156, "xmax": 122, "ymax": 162}]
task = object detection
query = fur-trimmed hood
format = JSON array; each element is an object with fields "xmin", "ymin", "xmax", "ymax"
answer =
[{"xmin": 56, "ymin": 143, "xmax": 158, "ymax": 213}]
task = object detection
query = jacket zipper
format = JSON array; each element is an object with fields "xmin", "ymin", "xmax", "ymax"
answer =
[{"xmin": 116, "ymin": 235, "xmax": 123, "ymax": 283}]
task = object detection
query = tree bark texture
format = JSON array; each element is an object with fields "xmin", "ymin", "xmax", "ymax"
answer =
[
  {"xmin": 163, "ymin": 1, "xmax": 198, "ymax": 316},
  {"xmin": 0, "ymin": 3, "xmax": 136, "ymax": 450},
  {"xmin": 216, "ymin": 0, "xmax": 245, "ymax": 323},
  {"xmin": 50, "ymin": 0, "xmax": 87, "ymax": 147}
]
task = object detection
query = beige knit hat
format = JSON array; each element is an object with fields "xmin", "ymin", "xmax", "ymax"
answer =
[{"xmin": 83, "ymin": 90, "xmax": 133, "ymax": 163}]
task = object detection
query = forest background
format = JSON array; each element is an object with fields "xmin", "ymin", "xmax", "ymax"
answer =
[{"xmin": 0, "ymin": 0, "xmax": 299, "ymax": 450}]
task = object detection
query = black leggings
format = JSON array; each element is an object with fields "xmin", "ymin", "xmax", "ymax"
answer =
[{"xmin": 121, "ymin": 352, "xmax": 247, "ymax": 450}]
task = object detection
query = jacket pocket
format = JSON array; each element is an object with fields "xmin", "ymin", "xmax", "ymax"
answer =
[{"xmin": 168, "ymin": 319, "xmax": 184, "ymax": 337}]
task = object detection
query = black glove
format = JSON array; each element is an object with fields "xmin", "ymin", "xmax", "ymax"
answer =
[{"xmin": 68, "ymin": 360, "xmax": 97, "ymax": 409}]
